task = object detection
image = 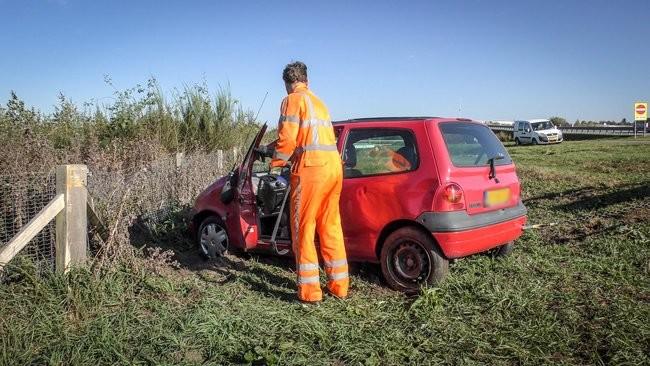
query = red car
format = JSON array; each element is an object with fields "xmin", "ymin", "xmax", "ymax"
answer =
[{"xmin": 190, "ymin": 117, "xmax": 527, "ymax": 292}]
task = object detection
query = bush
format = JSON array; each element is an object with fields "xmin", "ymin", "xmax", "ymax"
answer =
[
  {"xmin": 495, "ymin": 130, "xmax": 513, "ymax": 142},
  {"xmin": 0, "ymin": 78, "xmax": 260, "ymax": 174}
]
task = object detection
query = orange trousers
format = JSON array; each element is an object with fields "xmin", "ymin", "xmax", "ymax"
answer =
[{"xmin": 290, "ymin": 157, "xmax": 348, "ymax": 302}]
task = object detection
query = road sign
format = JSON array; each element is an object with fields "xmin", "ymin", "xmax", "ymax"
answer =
[{"xmin": 635, "ymin": 102, "xmax": 647, "ymax": 121}]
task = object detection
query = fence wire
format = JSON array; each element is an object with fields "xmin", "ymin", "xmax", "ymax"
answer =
[
  {"xmin": 87, "ymin": 149, "xmax": 242, "ymax": 245},
  {"xmin": 1, "ymin": 148, "xmax": 243, "ymax": 273},
  {"xmin": 0, "ymin": 170, "xmax": 57, "ymax": 271}
]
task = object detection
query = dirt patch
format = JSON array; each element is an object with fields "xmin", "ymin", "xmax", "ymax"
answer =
[{"xmin": 543, "ymin": 199, "xmax": 650, "ymax": 245}]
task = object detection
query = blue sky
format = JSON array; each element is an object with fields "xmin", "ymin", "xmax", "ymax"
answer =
[{"xmin": 0, "ymin": 0, "xmax": 648, "ymax": 124}]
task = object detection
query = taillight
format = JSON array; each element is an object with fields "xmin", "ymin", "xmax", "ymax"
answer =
[{"xmin": 443, "ymin": 183, "xmax": 463, "ymax": 204}]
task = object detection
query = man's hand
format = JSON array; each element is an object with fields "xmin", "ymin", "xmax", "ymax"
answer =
[{"xmin": 254, "ymin": 145, "xmax": 274, "ymax": 158}]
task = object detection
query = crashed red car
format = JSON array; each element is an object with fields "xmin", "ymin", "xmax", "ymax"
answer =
[{"xmin": 190, "ymin": 117, "xmax": 527, "ymax": 292}]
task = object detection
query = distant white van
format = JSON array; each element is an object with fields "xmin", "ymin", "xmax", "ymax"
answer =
[{"xmin": 513, "ymin": 119, "xmax": 563, "ymax": 145}]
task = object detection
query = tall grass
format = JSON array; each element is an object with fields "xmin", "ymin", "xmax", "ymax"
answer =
[{"xmin": 0, "ymin": 78, "xmax": 260, "ymax": 174}]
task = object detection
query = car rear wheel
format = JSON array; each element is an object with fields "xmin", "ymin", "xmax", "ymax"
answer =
[
  {"xmin": 514, "ymin": 137, "xmax": 521, "ymax": 145},
  {"xmin": 380, "ymin": 227, "xmax": 449, "ymax": 294},
  {"xmin": 489, "ymin": 241, "xmax": 514, "ymax": 257},
  {"xmin": 198, "ymin": 216, "xmax": 229, "ymax": 259}
]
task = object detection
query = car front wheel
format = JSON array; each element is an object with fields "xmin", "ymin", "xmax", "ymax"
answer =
[
  {"xmin": 198, "ymin": 216, "xmax": 229, "ymax": 259},
  {"xmin": 380, "ymin": 227, "xmax": 449, "ymax": 294}
]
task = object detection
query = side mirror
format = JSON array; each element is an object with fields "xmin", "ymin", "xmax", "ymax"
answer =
[
  {"xmin": 220, "ymin": 171, "xmax": 239, "ymax": 204},
  {"xmin": 525, "ymin": 128, "xmax": 531, "ymax": 133}
]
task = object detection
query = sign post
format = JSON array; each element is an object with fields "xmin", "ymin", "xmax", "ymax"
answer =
[{"xmin": 634, "ymin": 102, "xmax": 647, "ymax": 138}]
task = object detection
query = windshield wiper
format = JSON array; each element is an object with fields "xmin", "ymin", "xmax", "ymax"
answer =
[{"xmin": 488, "ymin": 153, "xmax": 505, "ymax": 183}]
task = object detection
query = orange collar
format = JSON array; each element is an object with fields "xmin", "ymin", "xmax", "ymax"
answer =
[{"xmin": 291, "ymin": 82, "xmax": 308, "ymax": 93}]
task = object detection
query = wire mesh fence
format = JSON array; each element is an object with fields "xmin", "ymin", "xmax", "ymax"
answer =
[
  {"xmin": 0, "ymin": 170, "xmax": 57, "ymax": 272},
  {"xmin": 88, "ymin": 148, "xmax": 241, "ymax": 216},
  {"xmin": 87, "ymin": 148, "xmax": 242, "ymax": 259},
  {"xmin": 0, "ymin": 147, "xmax": 244, "ymax": 273}
]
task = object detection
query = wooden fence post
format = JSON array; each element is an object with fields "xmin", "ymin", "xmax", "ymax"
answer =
[
  {"xmin": 175, "ymin": 152, "xmax": 185, "ymax": 169},
  {"xmin": 217, "ymin": 149, "xmax": 224, "ymax": 171},
  {"xmin": 55, "ymin": 165, "xmax": 88, "ymax": 273}
]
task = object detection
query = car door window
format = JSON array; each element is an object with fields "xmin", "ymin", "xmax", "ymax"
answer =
[{"xmin": 343, "ymin": 129, "xmax": 418, "ymax": 178}]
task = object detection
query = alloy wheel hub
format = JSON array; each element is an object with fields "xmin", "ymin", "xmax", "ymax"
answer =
[{"xmin": 200, "ymin": 223, "xmax": 228, "ymax": 257}]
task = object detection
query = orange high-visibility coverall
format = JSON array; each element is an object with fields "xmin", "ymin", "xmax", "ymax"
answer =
[{"xmin": 271, "ymin": 82, "xmax": 348, "ymax": 302}]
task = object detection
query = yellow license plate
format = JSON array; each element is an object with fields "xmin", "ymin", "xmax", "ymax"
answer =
[{"xmin": 485, "ymin": 188, "xmax": 510, "ymax": 207}]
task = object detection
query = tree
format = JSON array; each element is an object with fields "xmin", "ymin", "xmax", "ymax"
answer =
[
  {"xmin": 549, "ymin": 116, "xmax": 569, "ymax": 127},
  {"xmin": 5, "ymin": 91, "xmax": 38, "ymax": 126}
]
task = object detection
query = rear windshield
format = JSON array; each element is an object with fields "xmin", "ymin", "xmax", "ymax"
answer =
[{"xmin": 439, "ymin": 122, "xmax": 512, "ymax": 167}]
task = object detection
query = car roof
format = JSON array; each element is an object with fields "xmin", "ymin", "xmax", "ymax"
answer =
[
  {"xmin": 333, "ymin": 117, "xmax": 477, "ymax": 125},
  {"xmin": 516, "ymin": 119, "xmax": 550, "ymax": 123}
]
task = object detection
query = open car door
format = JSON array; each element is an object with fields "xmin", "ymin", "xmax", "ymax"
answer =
[{"xmin": 225, "ymin": 123, "xmax": 267, "ymax": 251}]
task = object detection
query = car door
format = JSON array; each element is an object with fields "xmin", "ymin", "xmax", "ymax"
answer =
[
  {"xmin": 515, "ymin": 121, "xmax": 523, "ymax": 140},
  {"xmin": 339, "ymin": 127, "xmax": 422, "ymax": 261},
  {"xmin": 227, "ymin": 123, "xmax": 267, "ymax": 250},
  {"xmin": 521, "ymin": 122, "xmax": 532, "ymax": 143}
]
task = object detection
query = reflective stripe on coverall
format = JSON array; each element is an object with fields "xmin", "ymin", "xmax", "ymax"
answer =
[{"xmin": 271, "ymin": 82, "xmax": 348, "ymax": 302}]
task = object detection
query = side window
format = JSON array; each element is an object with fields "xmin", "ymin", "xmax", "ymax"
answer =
[
  {"xmin": 343, "ymin": 129, "xmax": 418, "ymax": 178},
  {"xmin": 517, "ymin": 122, "xmax": 523, "ymax": 132}
]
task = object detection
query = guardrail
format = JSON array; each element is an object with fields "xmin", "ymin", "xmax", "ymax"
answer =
[{"xmin": 488, "ymin": 125, "xmax": 648, "ymax": 136}]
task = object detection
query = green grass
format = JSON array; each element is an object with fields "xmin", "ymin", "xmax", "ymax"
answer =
[{"xmin": 2, "ymin": 139, "xmax": 649, "ymax": 365}]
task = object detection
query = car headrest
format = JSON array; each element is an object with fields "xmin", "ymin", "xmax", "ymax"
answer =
[
  {"xmin": 396, "ymin": 145, "xmax": 416, "ymax": 165},
  {"xmin": 344, "ymin": 144, "xmax": 357, "ymax": 168}
]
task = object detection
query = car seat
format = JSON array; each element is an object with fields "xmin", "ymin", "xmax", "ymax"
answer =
[{"xmin": 343, "ymin": 144, "xmax": 362, "ymax": 178}]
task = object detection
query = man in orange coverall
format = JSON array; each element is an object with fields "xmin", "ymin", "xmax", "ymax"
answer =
[{"xmin": 270, "ymin": 61, "xmax": 348, "ymax": 303}]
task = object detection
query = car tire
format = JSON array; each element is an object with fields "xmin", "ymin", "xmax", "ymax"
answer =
[
  {"xmin": 490, "ymin": 241, "xmax": 514, "ymax": 257},
  {"xmin": 197, "ymin": 216, "xmax": 229, "ymax": 259},
  {"xmin": 532, "ymin": 138, "xmax": 538, "ymax": 145},
  {"xmin": 380, "ymin": 227, "xmax": 449, "ymax": 294},
  {"xmin": 514, "ymin": 137, "xmax": 521, "ymax": 145}
]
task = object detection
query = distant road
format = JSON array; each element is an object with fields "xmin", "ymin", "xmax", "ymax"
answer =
[{"xmin": 488, "ymin": 125, "xmax": 649, "ymax": 136}]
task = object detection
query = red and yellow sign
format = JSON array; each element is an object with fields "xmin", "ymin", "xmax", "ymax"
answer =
[{"xmin": 635, "ymin": 102, "xmax": 648, "ymax": 121}]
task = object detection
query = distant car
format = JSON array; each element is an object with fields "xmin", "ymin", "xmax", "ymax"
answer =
[
  {"xmin": 190, "ymin": 117, "xmax": 528, "ymax": 293},
  {"xmin": 513, "ymin": 119, "xmax": 563, "ymax": 145}
]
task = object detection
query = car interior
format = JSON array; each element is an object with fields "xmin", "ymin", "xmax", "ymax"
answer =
[
  {"xmin": 343, "ymin": 144, "xmax": 362, "ymax": 178},
  {"xmin": 342, "ymin": 131, "xmax": 418, "ymax": 178},
  {"xmin": 251, "ymin": 157, "xmax": 291, "ymax": 240}
]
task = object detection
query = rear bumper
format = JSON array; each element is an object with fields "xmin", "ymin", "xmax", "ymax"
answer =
[{"xmin": 416, "ymin": 202, "xmax": 528, "ymax": 258}]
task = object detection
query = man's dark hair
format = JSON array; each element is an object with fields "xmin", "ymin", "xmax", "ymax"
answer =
[{"xmin": 282, "ymin": 61, "xmax": 308, "ymax": 84}]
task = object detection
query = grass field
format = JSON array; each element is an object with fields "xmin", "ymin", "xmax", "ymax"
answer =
[{"xmin": 1, "ymin": 138, "xmax": 649, "ymax": 365}]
